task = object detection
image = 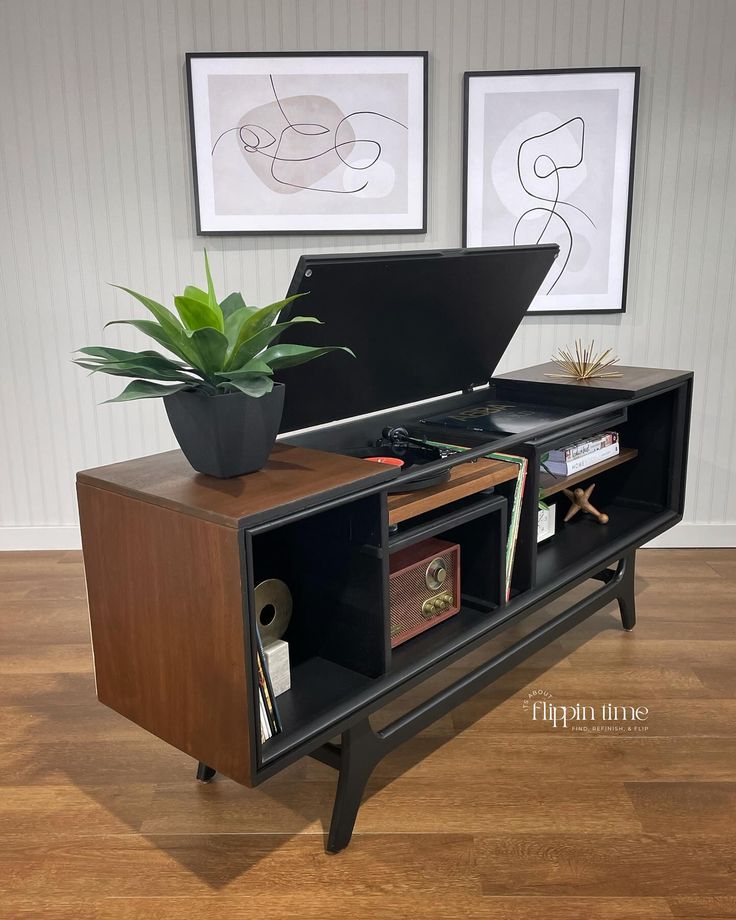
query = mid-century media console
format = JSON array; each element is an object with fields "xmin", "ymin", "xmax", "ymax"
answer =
[{"xmin": 77, "ymin": 248, "xmax": 693, "ymax": 853}]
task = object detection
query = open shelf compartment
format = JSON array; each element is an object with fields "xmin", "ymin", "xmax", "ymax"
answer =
[
  {"xmin": 246, "ymin": 492, "xmax": 388, "ymax": 761},
  {"xmin": 528, "ymin": 386, "xmax": 686, "ymax": 587},
  {"xmin": 385, "ymin": 490, "xmax": 507, "ymax": 663},
  {"xmin": 539, "ymin": 447, "xmax": 639, "ymax": 498}
]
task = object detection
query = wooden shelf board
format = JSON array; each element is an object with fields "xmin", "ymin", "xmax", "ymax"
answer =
[
  {"xmin": 540, "ymin": 447, "xmax": 639, "ymax": 499},
  {"xmin": 387, "ymin": 457, "xmax": 518, "ymax": 526}
]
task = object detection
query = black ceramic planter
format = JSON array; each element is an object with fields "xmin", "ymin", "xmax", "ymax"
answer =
[{"xmin": 163, "ymin": 384, "xmax": 285, "ymax": 478}]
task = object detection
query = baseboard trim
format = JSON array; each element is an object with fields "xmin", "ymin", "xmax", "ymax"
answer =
[
  {"xmin": 645, "ymin": 522, "xmax": 736, "ymax": 548},
  {"xmin": 0, "ymin": 526, "xmax": 82, "ymax": 551},
  {"xmin": 1, "ymin": 521, "xmax": 734, "ymax": 552}
]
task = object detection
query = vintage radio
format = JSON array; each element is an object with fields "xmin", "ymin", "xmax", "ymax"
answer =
[{"xmin": 389, "ymin": 538, "xmax": 461, "ymax": 648}]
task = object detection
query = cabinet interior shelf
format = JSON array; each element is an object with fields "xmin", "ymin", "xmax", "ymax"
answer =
[
  {"xmin": 540, "ymin": 447, "xmax": 639, "ymax": 499},
  {"xmin": 387, "ymin": 456, "xmax": 518, "ymax": 525}
]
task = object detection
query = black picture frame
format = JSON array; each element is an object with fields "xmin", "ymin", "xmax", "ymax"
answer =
[
  {"xmin": 462, "ymin": 67, "xmax": 640, "ymax": 315},
  {"xmin": 186, "ymin": 51, "xmax": 428, "ymax": 236}
]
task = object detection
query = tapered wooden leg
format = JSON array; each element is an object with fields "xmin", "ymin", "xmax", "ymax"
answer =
[
  {"xmin": 326, "ymin": 720, "xmax": 379, "ymax": 853},
  {"xmin": 196, "ymin": 762, "xmax": 216, "ymax": 782},
  {"xmin": 618, "ymin": 551, "xmax": 637, "ymax": 631}
]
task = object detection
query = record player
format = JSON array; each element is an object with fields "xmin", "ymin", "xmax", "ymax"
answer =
[{"xmin": 341, "ymin": 426, "xmax": 453, "ymax": 492}]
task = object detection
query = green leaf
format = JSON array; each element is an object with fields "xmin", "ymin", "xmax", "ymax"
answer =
[
  {"xmin": 75, "ymin": 358, "xmax": 196, "ymax": 383},
  {"xmin": 77, "ymin": 345, "xmax": 181, "ymax": 365},
  {"xmin": 203, "ymin": 249, "xmax": 222, "ymax": 326},
  {"xmin": 174, "ymin": 295, "xmax": 223, "ymax": 333},
  {"xmin": 183, "ymin": 285, "xmax": 209, "ymax": 305},
  {"xmin": 258, "ymin": 344, "xmax": 355, "ymax": 371},
  {"xmin": 223, "ymin": 306, "xmax": 254, "ymax": 350},
  {"xmin": 217, "ymin": 375, "xmax": 274, "ymax": 398},
  {"xmin": 111, "ymin": 285, "xmax": 185, "ymax": 341},
  {"xmin": 219, "ymin": 291, "xmax": 250, "ymax": 319},
  {"xmin": 239, "ymin": 358, "xmax": 274, "ymax": 375},
  {"xmin": 104, "ymin": 319, "xmax": 201, "ymax": 368},
  {"xmin": 76, "ymin": 347, "xmax": 190, "ymax": 372},
  {"xmin": 188, "ymin": 327, "xmax": 228, "ymax": 376},
  {"xmin": 216, "ymin": 358, "xmax": 273, "ymax": 380},
  {"xmin": 228, "ymin": 316, "xmax": 321, "ymax": 370},
  {"xmin": 103, "ymin": 380, "xmax": 192, "ymax": 403},
  {"xmin": 223, "ymin": 292, "xmax": 307, "ymax": 369}
]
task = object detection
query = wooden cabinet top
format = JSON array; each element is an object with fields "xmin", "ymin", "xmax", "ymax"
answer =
[
  {"xmin": 495, "ymin": 363, "xmax": 692, "ymax": 398},
  {"xmin": 77, "ymin": 443, "xmax": 399, "ymax": 530}
]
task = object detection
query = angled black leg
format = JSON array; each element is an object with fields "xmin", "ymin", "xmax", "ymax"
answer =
[
  {"xmin": 617, "ymin": 551, "xmax": 637, "ymax": 631},
  {"xmin": 307, "ymin": 553, "xmax": 643, "ymax": 853},
  {"xmin": 326, "ymin": 720, "xmax": 380, "ymax": 853},
  {"xmin": 196, "ymin": 762, "xmax": 216, "ymax": 783}
]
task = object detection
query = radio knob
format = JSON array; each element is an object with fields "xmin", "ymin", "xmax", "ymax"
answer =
[
  {"xmin": 443, "ymin": 593, "xmax": 453, "ymax": 604},
  {"xmin": 434, "ymin": 598, "xmax": 445, "ymax": 609},
  {"xmin": 421, "ymin": 600, "xmax": 436, "ymax": 618},
  {"xmin": 425, "ymin": 557, "xmax": 449, "ymax": 590}
]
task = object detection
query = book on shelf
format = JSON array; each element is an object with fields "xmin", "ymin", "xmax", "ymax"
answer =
[
  {"xmin": 547, "ymin": 431, "xmax": 618, "ymax": 464},
  {"xmin": 486, "ymin": 452, "xmax": 527, "ymax": 601},
  {"xmin": 255, "ymin": 630, "xmax": 282, "ymax": 741},
  {"xmin": 259, "ymin": 691, "xmax": 272, "ymax": 743},
  {"xmin": 543, "ymin": 439, "xmax": 620, "ymax": 477}
]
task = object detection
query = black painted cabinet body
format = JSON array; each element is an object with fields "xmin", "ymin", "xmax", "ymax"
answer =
[{"xmin": 241, "ymin": 362, "xmax": 692, "ymax": 850}]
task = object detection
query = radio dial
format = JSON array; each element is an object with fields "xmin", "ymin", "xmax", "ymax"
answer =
[{"xmin": 425, "ymin": 557, "xmax": 448, "ymax": 590}]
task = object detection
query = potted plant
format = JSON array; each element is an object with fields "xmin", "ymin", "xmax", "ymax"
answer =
[{"xmin": 74, "ymin": 252, "xmax": 353, "ymax": 478}]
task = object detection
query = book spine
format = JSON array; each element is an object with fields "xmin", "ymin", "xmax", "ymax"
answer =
[
  {"xmin": 256, "ymin": 651, "xmax": 280, "ymax": 736},
  {"xmin": 488, "ymin": 451, "xmax": 527, "ymax": 601},
  {"xmin": 546, "ymin": 441, "xmax": 620, "ymax": 475},
  {"xmin": 259, "ymin": 692, "xmax": 272, "ymax": 742},
  {"xmin": 255, "ymin": 629, "xmax": 282, "ymax": 735},
  {"xmin": 549, "ymin": 431, "xmax": 618, "ymax": 462}
]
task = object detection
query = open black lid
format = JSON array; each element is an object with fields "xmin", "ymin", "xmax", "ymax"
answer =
[{"xmin": 276, "ymin": 244, "xmax": 559, "ymax": 433}]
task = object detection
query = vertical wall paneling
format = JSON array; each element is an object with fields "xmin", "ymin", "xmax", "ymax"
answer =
[{"xmin": 0, "ymin": 0, "xmax": 735, "ymax": 547}]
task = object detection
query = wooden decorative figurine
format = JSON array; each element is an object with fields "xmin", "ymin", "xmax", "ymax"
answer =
[{"xmin": 563, "ymin": 483, "xmax": 609, "ymax": 525}]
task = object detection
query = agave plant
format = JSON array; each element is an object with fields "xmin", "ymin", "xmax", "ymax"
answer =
[{"xmin": 74, "ymin": 252, "xmax": 353, "ymax": 401}]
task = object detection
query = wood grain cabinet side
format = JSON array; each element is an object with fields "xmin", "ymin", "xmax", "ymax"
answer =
[{"xmin": 77, "ymin": 482, "xmax": 255, "ymax": 786}]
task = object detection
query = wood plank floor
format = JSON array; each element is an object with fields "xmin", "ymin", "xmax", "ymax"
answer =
[{"xmin": 0, "ymin": 548, "xmax": 734, "ymax": 919}]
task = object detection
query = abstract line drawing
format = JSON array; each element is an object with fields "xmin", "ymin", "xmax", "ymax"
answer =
[
  {"xmin": 463, "ymin": 68, "xmax": 639, "ymax": 314},
  {"xmin": 512, "ymin": 116, "xmax": 596, "ymax": 293},
  {"xmin": 187, "ymin": 53, "xmax": 427, "ymax": 235},
  {"xmin": 210, "ymin": 75, "xmax": 408, "ymax": 197}
]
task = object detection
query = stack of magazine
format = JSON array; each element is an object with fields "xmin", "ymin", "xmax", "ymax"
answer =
[
  {"xmin": 256, "ymin": 634, "xmax": 282, "ymax": 743},
  {"xmin": 543, "ymin": 431, "xmax": 619, "ymax": 477}
]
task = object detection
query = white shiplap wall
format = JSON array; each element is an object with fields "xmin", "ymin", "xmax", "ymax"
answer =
[{"xmin": 1, "ymin": 0, "xmax": 735, "ymax": 548}]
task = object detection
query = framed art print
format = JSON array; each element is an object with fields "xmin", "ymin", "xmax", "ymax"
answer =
[
  {"xmin": 186, "ymin": 52, "xmax": 427, "ymax": 235},
  {"xmin": 463, "ymin": 68, "xmax": 639, "ymax": 314}
]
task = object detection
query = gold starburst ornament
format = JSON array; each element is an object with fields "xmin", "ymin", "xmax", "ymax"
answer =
[{"xmin": 546, "ymin": 340, "xmax": 622, "ymax": 381}]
